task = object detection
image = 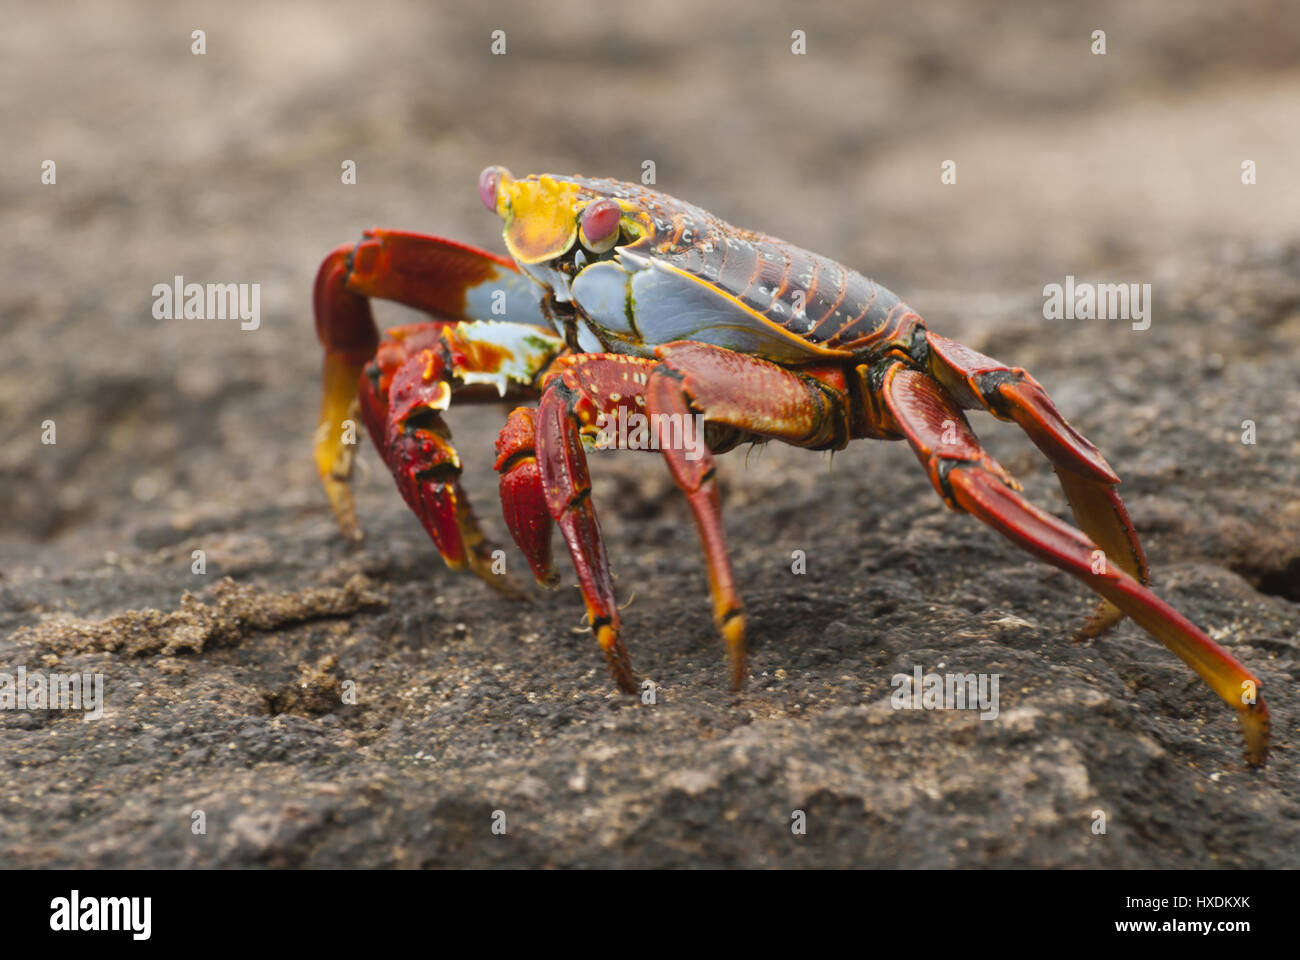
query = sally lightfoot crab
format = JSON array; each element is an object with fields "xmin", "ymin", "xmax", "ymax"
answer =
[{"xmin": 312, "ymin": 167, "xmax": 1269, "ymax": 765}]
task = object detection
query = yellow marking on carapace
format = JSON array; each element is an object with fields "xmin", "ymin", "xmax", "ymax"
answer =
[{"xmin": 501, "ymin": 175, "xmax": 584, "ymax": 264}]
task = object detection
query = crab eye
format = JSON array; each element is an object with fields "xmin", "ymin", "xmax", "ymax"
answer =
[
  {"xmin": 478, "ymin": 166, "xmax": 501, "ymax": 213},
  {"xmin": 579, "ymin": 199, "xmax": 622, "ymax": 252}
]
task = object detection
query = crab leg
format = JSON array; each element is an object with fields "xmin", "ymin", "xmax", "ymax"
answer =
[
  {"xmin": 647, "ymin": 342, "xmax": 852, "ymax": 690},
  {"xmin": 877, "ymin": 362, "xmax": 1269, "ymax": 765},
  {"xmin": 494, "ymin": 406, "xmax": 559, "ymax": 588},
  {"xmin": 313, "ymin": 229, "xmax": 548, "ymax": 541},
  {"xmin": 522, "ymin": 349, "xmax": 837, "ymax": 692},
  {"xmin": 533, "ymin": 369, "xmax": 637, "ymax": 692},
  {"xmin": 924, "ymin": 333, "xmax": 1148, "ymax": 639}
]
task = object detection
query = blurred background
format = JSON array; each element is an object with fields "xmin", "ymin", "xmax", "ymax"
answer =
[{"xmin": 3, "ymin": 0, "xmax": 1298, "ymax": 561}]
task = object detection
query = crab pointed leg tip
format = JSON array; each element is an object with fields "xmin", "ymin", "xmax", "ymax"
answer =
[
  {"xmin": 524, "ymin": 556, "xmax": 561, "ymax": 589},
  {"xmin": 1243, "ymin": 702, "xmax": 1270, "ymax": 768},
  {"xmin": 597, "ymin": 625, "xmax": 637, "ymax": 694},
  {"xmin": 607, "ymin": 657, "xmax": 638, "ymax": 695},
  {"xmin": 323, "ymin": 482, "xmax": 364, "ymax": 544},
  {"xmin": 722, "ymin": 614, "xmax": 747, "ymax": 690},
  {"xmin": 1245, "ymin": 742, "xmax": 1268, "ymax": 769},
  {"xmin": 728, "ymin": 666, "xmax": 746, "ymax": 693},
  {"xmin": 330, "ymin": 506, "xmax": 363, "ymax": 543},
  {"xmin": 1072, "ymin": 600, "xmax": 1123, "ymax": 643}
]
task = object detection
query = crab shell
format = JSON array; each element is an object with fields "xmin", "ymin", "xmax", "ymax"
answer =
[{"xmin": 482, "ymin": 167, "xmax": 917, "ymax": 365}]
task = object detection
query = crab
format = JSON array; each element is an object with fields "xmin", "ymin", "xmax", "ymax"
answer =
[{"xmin": 312, "ymin": 167, "xmax": 1269, "ymax": 765}]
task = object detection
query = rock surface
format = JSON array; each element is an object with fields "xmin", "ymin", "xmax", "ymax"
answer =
[{"xmin": 1, "ymin": 0, "xmax": 1296, "ymax": 867}]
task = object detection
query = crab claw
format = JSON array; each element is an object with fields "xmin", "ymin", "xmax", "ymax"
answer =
[{"xmin": 312, "ymin": 227, "xmax": 556, "ymax": 565}]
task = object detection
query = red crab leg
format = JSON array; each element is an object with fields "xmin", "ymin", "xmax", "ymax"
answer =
[
  {"xmin": 924, "ymin": 332, "xmax": 1148, "ymax": 639},
  {"xmin": 647, "ymin": 342, "xmax": 851, "ymax": 690},
  {"xmin": 494, "ymin": 406, "xmax": 559, "ymax": 587},
  {"xmin": 877, "ymin": 362, "xmax": 1269, "ymax": 765},
  {"xmin": 525, "ymin": 347, "xmax": 843, "ymax": 694},
  {"xmin": 533, "ymin": 369, "xmax": 637, "ymax": 692},
  {"xmin": 313, "ymin": 229, "xmax": 545, "ymax": 541}
]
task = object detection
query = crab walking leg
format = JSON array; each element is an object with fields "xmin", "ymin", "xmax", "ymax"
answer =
[
  {"xmin": 494, "ymin": 406, "xmax": 559, "ymax": 588},
  {"xmin": 923, "ymin": 332, "xmax": 1148, "ymax": 639},
  {"xmin": 1050, "ymin": 467, "xmax": 1148, "ymax": 639},
  {"xmin": 648, "ymin": 342, "xmax": 851, "ymax": 690},
  {"xmin": 535, "ymin": 376, "xmax": 637, "ymax": 693},
  {"xmin": 878, "ymin": 363, "xmax": 1270, "ymax": 765},
  {"xmin": 526, "ymin": 352, "xmax": 745, "ymax": 689},
  {"xmin": 313, "ymin": 229, "xmax": 548, "ymax": 541}
]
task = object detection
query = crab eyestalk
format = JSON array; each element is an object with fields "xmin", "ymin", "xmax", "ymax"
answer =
[
  {"xmin": 479, "ymin": 165, "xmax": 510, "ymax": 215},
  {"xmin": 579, "ymin": 199, "xmax": 622, "ymax": 253}
]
